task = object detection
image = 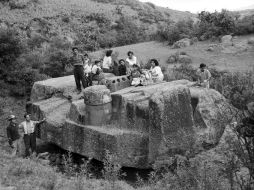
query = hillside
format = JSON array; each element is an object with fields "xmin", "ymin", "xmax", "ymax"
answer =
[{"xmin": 0, "ymin": 0, "xmax": 195, "ymax": 47}]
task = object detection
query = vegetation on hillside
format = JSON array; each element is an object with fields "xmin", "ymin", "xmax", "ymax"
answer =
[{"xmin": 157, "ymin": 9, "xmax": 254, "ymax": 44}]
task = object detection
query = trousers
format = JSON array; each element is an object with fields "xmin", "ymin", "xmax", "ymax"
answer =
[
  {"xmin": 74, "ymin": 65, "xmax": 88, "ymax": 91},
  {"xmin": 24, "ymin": 133, "xmax": 36, "ymax": 157}
]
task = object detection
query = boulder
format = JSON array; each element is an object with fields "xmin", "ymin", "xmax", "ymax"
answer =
[
  {"xmin": 172, "ymin": 38, "xmax": 192, "ymax": 49},
  {"xmin": 29, "ymin": 76, "xmax": 234, "ymax": 168},
  {"xmin": 178, "ymin": 55, "xmax": 192, "ymax": 64},
  {"xmin": 83, "ymin": 85, "xmax": 112, "ymax": 106},
  {"xmin": 221, "ymin": 35, "xmax": 233, "ymax": 46},
  {"xmin": 148, "ymin": 85, "xmax": 195, "ymax": 161},
  {"xmin": 247, "ymin": 37, "xmax": 254, "ymax": 45}
]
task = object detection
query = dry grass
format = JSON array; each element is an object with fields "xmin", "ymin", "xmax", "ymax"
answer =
[{"xmin": 91, "ymin": 34, "xmax": 254, "ymax": 72}]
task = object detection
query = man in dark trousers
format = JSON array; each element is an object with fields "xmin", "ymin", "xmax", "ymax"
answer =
[
  {"xmin": 69, "ymin": 47, "xmax": 88, "ymax": 94},
  {"xmin": 19, "ymin": 114, "xmax": 46, "ymax": 157},
  {"xmin": 6, "ymin": 115, "xmax": 20, "ymax": 157}
]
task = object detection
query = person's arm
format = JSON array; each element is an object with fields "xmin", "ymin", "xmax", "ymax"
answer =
[
  {"xmin": 33, "ymin": 118, "xmax": 46, "ymax": 125},
  {"xmin": 207, "ymin": 70, "xmax": 212, "ymax": 81},
  {"xmin": 81, "ymin": 55, "xmax": 85, "ymax": 65}
]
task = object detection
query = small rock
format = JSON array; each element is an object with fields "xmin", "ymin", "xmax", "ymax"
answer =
[
  {"xmin": 221, "ymin": 35, "xmax": 233, "ymax": 46},
  {"xmin": 247, "ymin": 37, "xmax": 254, "ymax": 45},
  {"xmin": 172, "ymin": 38, "xmax": 192, "ymax": 49}
]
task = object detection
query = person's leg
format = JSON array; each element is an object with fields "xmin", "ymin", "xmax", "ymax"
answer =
[
  {"xmin": 23, "ymin": 135, "xmax": 31, "ymax": 157},
  {"xmin": 78, "ymin": 66, "xmax": 88, "ymax": 89},
  {"xmin": 30, "ymin": 133, "xmax": 37, "ymax": 154},
  {"xmin": 11, "ymin": 140, "xmax": 18, "ymax": 157},
  {"xmin": 74, "ymin": 67, "xmax": 81, "ymax": 91}
]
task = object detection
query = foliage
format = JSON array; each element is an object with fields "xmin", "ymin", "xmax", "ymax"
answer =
[
  {"xmin": 157, "ymin": 19, "xmax": 194, "ymax": 45},
  {"xmin": 196, "ymin": 10, "xmax": 239, "ymax": 40}
]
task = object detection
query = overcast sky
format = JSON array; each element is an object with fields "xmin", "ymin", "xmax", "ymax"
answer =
[{"xmin": 139, "ymin": 0, "xmax": 254, "ymax": 13}]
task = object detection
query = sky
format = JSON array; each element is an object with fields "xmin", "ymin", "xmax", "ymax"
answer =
[{"xmin": 139, "ymin": 0, "xmax": 254, "ymax": 13}]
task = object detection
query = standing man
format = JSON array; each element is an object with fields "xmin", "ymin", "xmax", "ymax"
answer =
[
  {"xmin": 196, "ymin": 63, "xmax": 211, "ymax": 89},
  {"xmin": 69, "ymin": 47, "xmax": 88, "ymax": 94},
  {"xmin": 19, "ymin": 114, "xmax": 46, "ymax": 157},
  {"xmin": 6, "ymin": 115, "xmax": 20, "ymax": 157}
]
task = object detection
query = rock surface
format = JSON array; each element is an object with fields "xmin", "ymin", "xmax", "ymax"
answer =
[
  {"xmin": 29, "ymin": 75, "xmax": 233, "ymax": 168},
  {"xmin": 83, "ymin": 85, "xmax": 112, "ymax": 106},
  {"xmin": 221, "ymin": 35, "xmax": 233, "ymax": 46},
  {"xmin": 172, "ymin": 38, "xmax": 192, "ymax": 49}
]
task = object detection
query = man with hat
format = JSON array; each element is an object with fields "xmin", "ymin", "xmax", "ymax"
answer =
[
  {"xmin": 6, "ymin": 115, "xmax": 20, "ymax": 157},
  {"xmin": 19, "ymin": 113, "xmax": 46, "ymax": 157},
  {"xmin": 196, "ymin": 63, "xmax": 211, "ymax": 89}
]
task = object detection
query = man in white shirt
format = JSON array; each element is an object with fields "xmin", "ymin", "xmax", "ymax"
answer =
[
  {"xmin": 196, "ymin": 63, "xmax": 212, "ymax": 89},
  {"xmin": 19, "ymin": 113, "xmax": 46, "ymax": 157}
]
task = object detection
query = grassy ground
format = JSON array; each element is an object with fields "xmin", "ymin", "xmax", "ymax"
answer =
[{"xmin": 92, "ymin": 34, "xmax": 254, "ymax": 72}]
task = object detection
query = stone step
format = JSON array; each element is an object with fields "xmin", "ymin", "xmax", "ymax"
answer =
[{"xmin": 62, "ymin": 120, "xmax": 150, "ymax": 168}]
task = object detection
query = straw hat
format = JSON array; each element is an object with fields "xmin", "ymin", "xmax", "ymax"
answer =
[{"xmin": 8, "ymin": 115, "xmax": 16, "ymax": 121}]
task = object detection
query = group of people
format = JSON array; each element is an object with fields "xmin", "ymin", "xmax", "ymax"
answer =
[
  {"xmin": 6, "ymin": 114, "xmax": 46, "ymax": 157},
  {"xmin": 68, "ymin": 47, "xmax": 167, "ymax": 93}
]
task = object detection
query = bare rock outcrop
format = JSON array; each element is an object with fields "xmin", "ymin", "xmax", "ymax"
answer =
[{"xmin": 28, "ymin": 75, "xmax": 233, "ymax": 168}]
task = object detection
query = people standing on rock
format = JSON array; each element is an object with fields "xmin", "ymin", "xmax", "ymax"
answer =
[
  {"xmin": 6, "ymin": 115, "xmax": 20, "ymax": 157},
  {"xmin": 91, "ymin": 60, "xmax": 103, "ymax": 83},
  {"xmin": 19, "ymin": 114, "xmax": 46, "ymax": 157},
  {"xmin": 69, "ymin": 47, "xmax": 88, "ymax": 94},
  {"xmin": 149, "ymin": 59, "xmax": 164, "ymax": 83},
  {"xmin": 102, "ymin": 50, "xmax": 113, "ymax": 73},
  {"xmin": 118, "ymin": 59, "xmax": 127, "ymax": 76},
  {"xmin": 196, "ymin": 63, "xmax": 211, "ymax": 89}
]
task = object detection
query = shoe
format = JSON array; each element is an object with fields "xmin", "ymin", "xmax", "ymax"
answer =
[{"xmin": 77, "ymin": 90, "xmax": 82, "ymax": 94}]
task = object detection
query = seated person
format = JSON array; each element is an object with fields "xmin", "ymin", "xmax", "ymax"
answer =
[
  {"xmin": 149, "ymin": 59, "xmax": 164, "ymax": 83},
  {"xmin": 118, "ymin": 59, "xmax": 127, "ymax": 76},
  {"xmin": 112, "ymin": 61, "xmax": 119, "ymax": 76},
  {"xmin": 91, "ymin": 60, "xmax": 103, "ymax": 83},
  {"xmin": 130, "ymin": 64, "xmax": 143, "ymax": 86},
  {"xmin": 102, "ymin": 50, "xmax": 113, "ymax": 73},
  {"xmin": 84, "ymin": 59, "xmax": 93, "ymax": 86}
]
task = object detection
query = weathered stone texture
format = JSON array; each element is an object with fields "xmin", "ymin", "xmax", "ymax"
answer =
[{"xmin": 83, "ymin": 85, "xmax": 112, "ymax": 106}]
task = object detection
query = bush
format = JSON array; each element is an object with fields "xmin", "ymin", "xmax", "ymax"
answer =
[{"xmin": 157, "ymin": 19, "xmax": 194, "ymax": 45}]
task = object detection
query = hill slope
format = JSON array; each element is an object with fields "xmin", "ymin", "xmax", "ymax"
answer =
[{"xmin": 0, "ymin": 0, "xmax": 195, "ymax": 47}]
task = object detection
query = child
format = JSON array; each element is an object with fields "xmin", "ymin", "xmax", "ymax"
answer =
[
  {"xmin": 83, "ymin": 56, "xmax": 93, "ymax": 86},
  {"xmin": 91, "ymin": 60, "xmax": 103, "ymax": 83},
  {"xmin": 130, "ymin": 64, "xmax": 142, "ymax": 86}
]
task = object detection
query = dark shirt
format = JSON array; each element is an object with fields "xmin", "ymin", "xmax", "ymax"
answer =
[
  {"xmin": 70, "ymin": 54, "xmax": 84, "ymax": 66},
  {"xmin": 7, "ymin": 122, "xmax": 20, "ymax": 142},
  {"xmin": 118, "ymin": 65, "xmax": 127, "ymax": 76}
]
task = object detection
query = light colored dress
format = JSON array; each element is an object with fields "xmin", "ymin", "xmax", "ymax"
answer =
[{"xmin": 150, "ymin": 66, "xmax": 164, "ymax": 83}]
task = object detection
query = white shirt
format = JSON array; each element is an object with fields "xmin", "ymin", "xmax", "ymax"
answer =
[
  {"xmin": 151, "ymin": 66, "xmax": 164, "ymax": 80},
  {"xmin": 102, "ymin": 56, "xmax": 112, "ymax": 69},
  {"xmin": 126, "ymin": 56, "xmax": 138, "ymax": 66},
  {"xmin": 20, "ymin": 121, "xmax": 39, "ymax": 134},
  {"xmin": 92, "ymin": 65, "xmax": 101, "ymax": 74},
  {"xmin": 84, "ymin": 64, "xmax": 92, "ymax": 74}
]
